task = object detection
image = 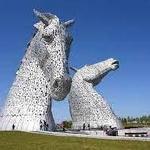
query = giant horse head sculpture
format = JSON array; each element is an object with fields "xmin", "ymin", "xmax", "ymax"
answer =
[
  {"xmin": 69, "ymin": 58, "xmax": 121, "ymax": 129},
  {"xmin": 71, "ymin": 58, "xmax": 119, "ymax": 86},
  {"xmin": 0, "ymin": 10, "xmax": 74, "ymax": 131},
  {"xmin": 33, "ymin": 10, "xmax": 74, "ymax": 100}
]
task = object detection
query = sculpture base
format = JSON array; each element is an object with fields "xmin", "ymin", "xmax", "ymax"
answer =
[{"xmin": 0, "ymin": 115, "xmax": 55, "ymax": 132}]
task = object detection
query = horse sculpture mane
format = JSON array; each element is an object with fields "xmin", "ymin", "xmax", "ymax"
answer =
[
  {"xmin": 69, "ymin": 58, "xmax": 123, "ymax": 129},
  {"xmin": 0, "ymin": 10, "xmax": 74, "ymax": 131}
]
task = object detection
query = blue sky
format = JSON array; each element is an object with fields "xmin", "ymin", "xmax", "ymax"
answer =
[{"xmin": 0, "ymin": 0, "xmax": 150, "ymax": 123}]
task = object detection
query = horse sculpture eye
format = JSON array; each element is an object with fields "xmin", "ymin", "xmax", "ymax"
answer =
[{"xmin": 42, "ymin": 35, "xmax": 54, "ymax": 43}]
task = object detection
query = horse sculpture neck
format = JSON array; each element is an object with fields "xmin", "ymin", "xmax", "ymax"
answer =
[{"xmin": 69, "ymin": 58, "xmax": 122, "ymax": 129}]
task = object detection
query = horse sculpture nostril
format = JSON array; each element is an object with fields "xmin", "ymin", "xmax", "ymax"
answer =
[
  {"xmin": 53, "ymin": 79, "xmax": 59, "ymax": 88},
  {"xmin": 64, "ymin": 76, "xmax": 71, "ymax": 82},
  {"xmin": 112, "ymin": 61, "xmax": 119, "ymax": 65}
]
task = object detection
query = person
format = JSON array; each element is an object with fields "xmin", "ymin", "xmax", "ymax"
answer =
[
  {"xmin": 43, "ymin": 120, "xmax": 46, "ymax": 131},
  {"xmin": 40, "ymin": 120, "xmax": 43, "ymax": 130},
  {"xmin": 83, "ymin": 123, "xmax": 86, "ymax": 130},
  {"xmin": 88, "ymin": 124, "xmax": 90, "ymax": 130},
  {"xmin": 63, "ymin": 126, "xmax": 66, "ymax": 132},
  {"xmin": 12, "ymin": 124, "xmax": 15, "ymax": 130},
  {"xmin": 46, "ymin": 124, "xmax": 49, "ymax": 131},
  {"xmin": 40, "ymin": 124, "xmax": 43, "ymax": 131}
]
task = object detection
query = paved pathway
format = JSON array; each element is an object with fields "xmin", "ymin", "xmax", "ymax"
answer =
[{"xmin": 31, "ymin": 131, "xmax": 150, "ymax": 142}]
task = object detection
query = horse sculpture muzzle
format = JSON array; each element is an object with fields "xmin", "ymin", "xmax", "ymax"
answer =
[
  {"xmin": 111, "ymin": 60, "xmax": 119, "ymax": 70},
  {"xmin": 51, "ymin": 75, "xmax": 72, "ymax": 100}
]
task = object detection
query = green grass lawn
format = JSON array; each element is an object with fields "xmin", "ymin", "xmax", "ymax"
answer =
[{"xmin": 0, "ymin": 131, "xmax": 149, "ymax": 150}]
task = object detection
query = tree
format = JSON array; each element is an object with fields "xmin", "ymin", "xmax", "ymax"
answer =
[{"xmin": 62, "ymin": 120, "xmax": 72, "ymax": 129}]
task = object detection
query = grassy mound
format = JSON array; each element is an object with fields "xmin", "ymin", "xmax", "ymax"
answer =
[{"xmin": 0, "ymin": 131, "xmax": 149, "ymax": 150}]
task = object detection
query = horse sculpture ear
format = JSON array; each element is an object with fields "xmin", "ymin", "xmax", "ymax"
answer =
[
  {"xmin": 70, "ymin": 66, "xmax": 78, "ymax": 72},
  {"xmin": 34, "ymin": 22, "xmax": 45, "ymax": 30},
  {"xmin": 33, "ymin": 9, "xmax": 55, "ymax": 26},
  {"xmin": 63, "ymin": 19, "xmax": 75, "ymax": 28}
]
